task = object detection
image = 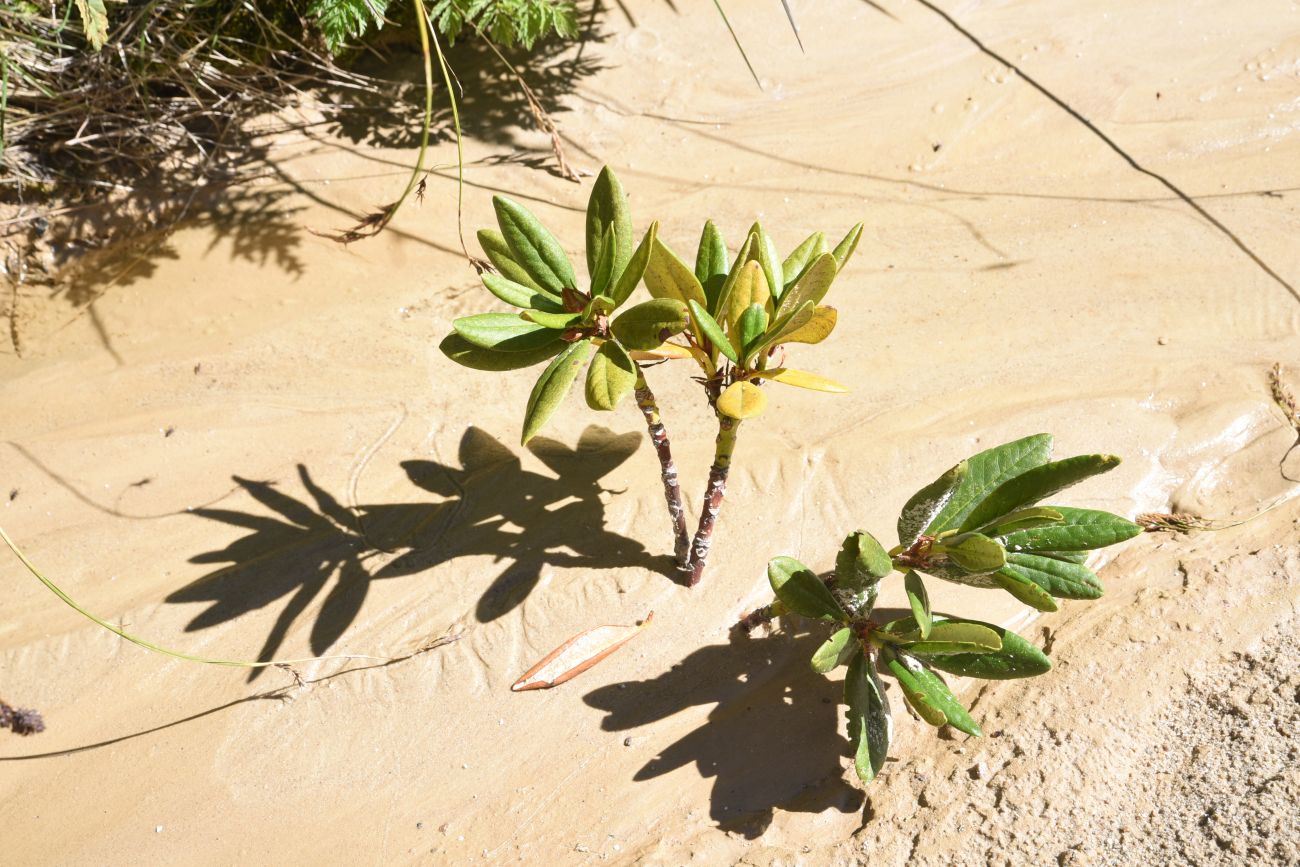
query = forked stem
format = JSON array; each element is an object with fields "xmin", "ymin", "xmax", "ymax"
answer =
[
  {"xmin": 634, "ymin": 369, "xmax": 691, "ymax": 572},
  {"xmin": 687, "ymin": 415, "xmax": 741, "ymax": 586}
]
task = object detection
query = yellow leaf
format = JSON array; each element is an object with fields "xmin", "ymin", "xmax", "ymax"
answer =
[
  {"xmin": 726, "ymin": 261, "xmax": 771, "ymax": 330},
  {"xmin": 717, "ymin": 381, "xmax": 768, "ymax": 419},
  {"xmin": 629, "ymin": 342, "xmax": 694, "ymax": 360},
  {"xmin": 781, "ymin": 306, "xmax": 837, "ymax": 345},
  {"xmin": 751, "ymin": 368, "xmax": 848, "ymax": 393}
]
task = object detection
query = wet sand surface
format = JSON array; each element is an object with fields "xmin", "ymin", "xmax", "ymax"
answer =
[{"xmin": 2, "ymin": 1, "xmax": 1298, "ymax": 863}]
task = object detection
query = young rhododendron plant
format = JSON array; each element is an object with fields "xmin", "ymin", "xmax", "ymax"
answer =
[
  {"xmin": 642, "ymin": 216, "xmax": 863, "ymax": 584},
  {"xmin": 739, "ymin": 434, "xmax": 1143, "ymax": 786},
  {"xmin": 439, "ymin": 166, "xmax": 863, "ymax": 585}
]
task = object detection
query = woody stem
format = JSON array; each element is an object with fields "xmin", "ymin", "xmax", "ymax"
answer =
[
  {"xmin": 686, "ymin": 414, "xmax": 741, "ymax": 587},
  {"xmin": 634, "ymin": 369, "xmax": 691, "ymax": 572}
]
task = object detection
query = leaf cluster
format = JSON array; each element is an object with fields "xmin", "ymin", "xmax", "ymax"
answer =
[
  {"xmin": 645, "ymin": 218, "xmax": 863, "ymax": 419},
  {"xmin": 440, "ymin": 166, "xmax": 863, "ymax": 441},
  {"xmin": 762, "ymin": 434, "xmax": 1141, "ymax": 785}
]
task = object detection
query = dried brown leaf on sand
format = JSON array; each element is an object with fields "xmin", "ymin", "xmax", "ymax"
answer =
[{"xmin": 511, "ymin": 612, "xmax": 653, "ymax": 691}]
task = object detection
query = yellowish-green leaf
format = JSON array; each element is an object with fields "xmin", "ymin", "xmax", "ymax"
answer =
[
  {"xmin": 522, "ymin": 339, "xmax": 595, "ymax": 444},
  {"xmin": 749, "ymin": 368, "xmax": 848, "ymax": 393},
  {"xmin": 775, "ymin": 252, "xmax": 837, "ymax": 321},
  {"xmin": 644, "ymin": 238, "xmax": 707, "ymax": 308},
  {"xmin": 717, "ymin": 381, "xmax": 767, "ymax": 419},
  {"xmin": 688, "ymin": 300, "xmax": 739, "ymax": 364},
  {"xmin": 74, "ymin": 0, "xmax": 109, "ymax": 50},
  {"xmin": 585, "ymin": 340, "xmax": 637, "ymax": 411},
  {"xmin": 832, "ymin": 222, "xmax": 864, "ymax": 269},
  {"xmin": 779, "ymin": 305, "xmax": 837, "ymax": 345},
  {"xmin": 725, "ymin": 261, "xmax": 771, "ymax": 331},
  {"xmin": 628, "ymin": 342, "xmax": 695, "ymax": 361},
  {"xmin": 782, "ymin": 231, "xmax": 827, "ymax": 290},
  {"xmin": 610, "ymin": 298, "xmax": 689, "ymax": 351},
  {"xmin": 609, "ymin": 222, "xmax": 658, "ymax": 307}
]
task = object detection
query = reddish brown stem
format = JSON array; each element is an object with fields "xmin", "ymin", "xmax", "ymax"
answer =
[
  {"xmin": 686, "ymin": 415, "xmax": 740, "ymax": 586},
  {"xmin": 634, "ymin": 370, "xmax": 691, "ymax": 572}
]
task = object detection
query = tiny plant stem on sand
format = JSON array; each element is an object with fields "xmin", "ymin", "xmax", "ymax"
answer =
[
  {"xmin": 687, "ymin": 415, "xmax": 741, "ymax": 585},
  {"xmin": 633, "ymin": 368, "xmax": 691, "ymax": 570}
]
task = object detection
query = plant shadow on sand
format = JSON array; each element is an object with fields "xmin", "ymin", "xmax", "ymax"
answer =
[
  {"xmin": 167, "ymin": 425, "xmax": 668, "ymax": 681},
  {"xmin": 584, "ymin": 629, "xmax": 867, "ymax": 838}
]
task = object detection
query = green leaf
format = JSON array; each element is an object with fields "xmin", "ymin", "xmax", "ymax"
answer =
[
  {"xmin": 911, "ymin": 618, "xmax": 1051, "ymax": 680},
  {"xmin": 737, "ymin": 303, "xmax": 769, "ymax": 359},
  {"xmin": 453, "ymin": 313, "xmax": 563, "ymax": 352},
  {"xmin": 438, "ymin": 333, "xmax": 564, "ymax": 371},
  {"xmin": 609, "ymin": 222, "xmax": 658, "ymax": 307},
  {"xmin": 523, "ymin": 309, "xmax": 583, "ymax": 330},
  {"xmin": 521, "ymin": 339, "xmax": 595, "ymax": 444},
  {"xmin": 993, "ymin": 570, "xmax": 1059, "ymax": 612},
  {"xmin": 585, "ymin": 341, "xmax": 637, "ymax": 411},
  {"xmin": 695, "ymin": 221, "xmax": 730, "ymax": 308},
  {"xmin": 73, "ymin": 0, "xmax": 109, "ymax": 50},
  {"xmin": 939, "ymin": 532, "xmax": 1007, "ymax": 574},
  {"xmin": 589, "ymin": 226, "xmax": 617, "ymax": 298},
  {"xmin": 774, "ymin": 252, "xmax": 838, "ymax": 321},
  {"xmin": 982, "ymin": 507, "xmax": 1064, "ymax": 536},
  {"xmin": 923, "ymin": 434, "xmax": 1054, "ymax": 535},
  {"xmin": 711, "ymin": 233, "xmax": 756, "ymax": 319},
  {"xmin": 478, "ymin": 229, "xmax": 547, "ymax": 293},
  {"xmin": 585, "ymin": 167, "xmax": 633, "ymax": 282},
  {"xmin": 998, "ymin": 507, "xmax": 1142, "ymax": 553},
  {"xmin": 1000, "ymin": 552, "xmax": 1103, "ymax": 599},
  {"xmin": 644, "ymin": 238, "xmax": 708, "ymax": 309},
  {"xmin": 493, "ymin": 196, "xmax": 577, "ymax": 294},
  {"xmin": 746, "ymin": 301, "xmax": 815, "ymax": 360},
  {"xmin": 845, "ymin": 651, "xmax": 891, "ymax": 784},
  {"xmin": 811, "ymin": 627, "xmax": 860, "ymax": 674},
  {"xmin": 904, "ymin": 621, "xmax": 1003, "ymax": 655},
  {"xmin": 746, "ymin": 223, "xmax": 783, "ymax": 304},
  {"xmin": 767, "ymin": 556, "xmax": 846, "ymax": 620},
  {"xmin": 781, "ymin": 231, "xmax": 828, "ymax": 290},
  {"xmin": 725, "ymin": 261, "xmax": 772, "ymax": 333},
  {"xmin": 779, "ymin": 305, "xmax": 837, "ymax": 345},
  {"xmin": 717, "ymin": 380, "xmax": 767, "ymax": 419},
  {"xmin": 887, "ymin": 654, "xmax": 982, "ymax": 736},
  {"xmin": 688, "ymin": 300, "xmax": 739, "ymax": 364},
  {"xmin": 610, "ymin": 298, "xmax": 689, "ymax": 351},
  {"xmin": 480, "ymin": 273, "xmax": 565, "ymax": 312},
  {"xmin": 836, "ymin": 530, "xmax": 893, "ymax": 591},
  {"xmin": 832, "ymin": 222, "xmax": 864, "ymax": 269},
  {"xmin": 960, "ymin": 454, "xmax": 1123, "ymax": 532},
  {"xmin": 904, "ymin": 570, "xmax": 932, "ymax": 638},
  {"xmin": 898, "ymin": 460, "xmax": 968, "ymax": 548}
]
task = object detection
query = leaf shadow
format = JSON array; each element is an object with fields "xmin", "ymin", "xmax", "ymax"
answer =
[
  {"xmin": 584, "ymin": 629, "xmax": 865, "ymax": 838},
  {"xmin": 167, "ymin": 425, "xmax": 668, "ymax": 681}
]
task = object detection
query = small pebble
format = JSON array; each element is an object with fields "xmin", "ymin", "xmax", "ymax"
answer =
[
  {"xmin": 1157, "ymin": 336, "xmax": 1169, "ymax": 345},
  {"xmin": 969, "ymin": 761, "xmax": 989, "ymax": 780}
]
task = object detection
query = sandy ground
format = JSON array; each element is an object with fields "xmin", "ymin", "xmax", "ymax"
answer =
[{"xmin": 3, "ymin": 0, "xmax": 1299, "ymax": 863}]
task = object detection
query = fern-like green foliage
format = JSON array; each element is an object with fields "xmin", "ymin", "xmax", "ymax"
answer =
[
  {"xmin": 308, "ymin": 0, "xmax": 576, "ymax": 55},
  {"xmin": 309, "ymin": 0, "xmax": 393, "ymax": 56},
  {"xmin": 428, "ymin": 0, "xmax": 578, "ymax": 48}
]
